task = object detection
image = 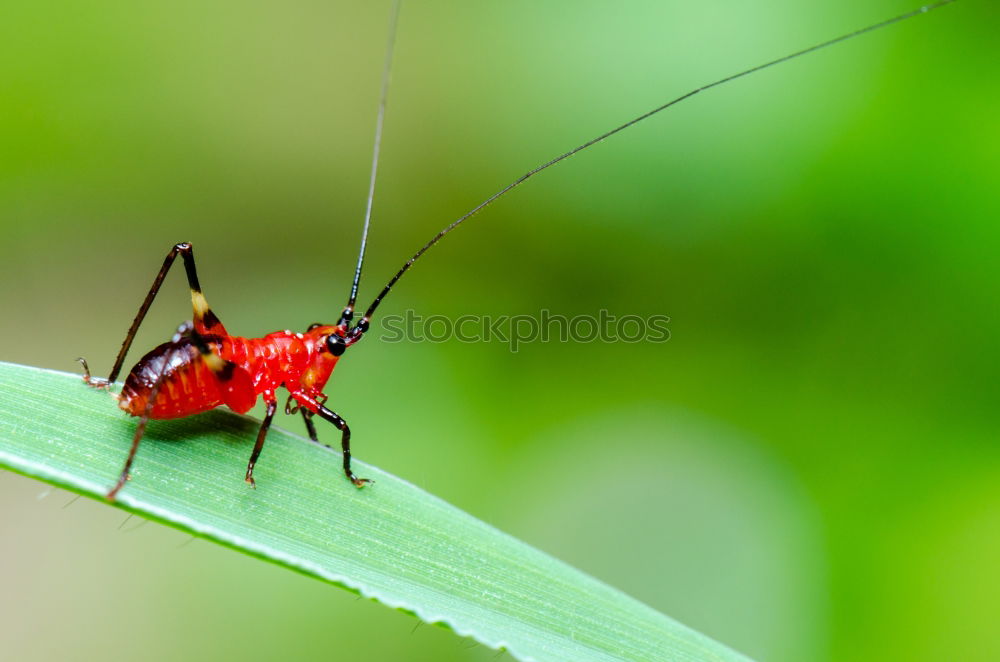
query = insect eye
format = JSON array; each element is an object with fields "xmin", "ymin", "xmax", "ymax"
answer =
[{"xmin": 325, "ymin": 334, "xmax": 346, "ymax": 357}]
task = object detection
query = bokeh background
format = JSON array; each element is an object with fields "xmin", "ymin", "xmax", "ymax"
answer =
[{"xmin": 1, "ymin": 1, "xmax": 996, "ymax": 660}]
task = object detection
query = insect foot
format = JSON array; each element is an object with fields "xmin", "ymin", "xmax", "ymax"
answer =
[
  {"xmin": 106, "ymin": 473, "xmax": 131, "ymax": 502},
  {"xmin": 77, "ymin": 357, "xmax": 110, "ymax": 389}
]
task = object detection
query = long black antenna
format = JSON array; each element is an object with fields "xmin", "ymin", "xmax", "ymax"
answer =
[
  {"xmin": 351, "ymin": 0, "xmax": 957, "ymax": 336},
  {"xmin": 341, "ymin": 0, "xmax": 402, "ymax": 327}
]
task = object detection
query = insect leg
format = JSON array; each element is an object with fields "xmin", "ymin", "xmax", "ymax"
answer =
[
  {"xmin": 81, "ymin": 242, "xmax": 226, "ymax": 387},
  {"xmin": 244, "ymin": 392, "xmax": 278, "ymax": 488},
  {"xmin": 107, "ymin": 324, "xmax": 192, "ymax": 500},
  {"xmin": 287, "ymin": 390, "xmax": 370, "ymax": 488},
  {"xmin": 107, "ymin": 397, "xmax": 157, "ymax": 501},
  {"xmin": 301, "ymin": 410, "xmax": 319, "ymax": 442},
  {"xmin": 315, "ymin": 405, "xmax": 370, "ymax": 488},
  {"xmin": 285, "ymin": 395, "xmax": 319, "ymax": 441}
]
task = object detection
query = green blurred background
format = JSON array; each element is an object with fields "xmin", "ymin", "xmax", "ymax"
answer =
[{"xmin": 0, "ymin": 1, "xmax": 996, "ymax": 660}]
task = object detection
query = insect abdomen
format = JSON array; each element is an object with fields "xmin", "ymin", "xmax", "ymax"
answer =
[{"xmin": 119, "ymin": 339, "xmax": 224, "ymax": 419}]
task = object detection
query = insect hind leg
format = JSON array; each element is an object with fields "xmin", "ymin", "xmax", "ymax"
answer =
[
  {"xmin": 78, "ymin": 242, "xmax": 227, "ymax": 387},
  {"xmin": 107, "ymin": 404, "xmax": 152, "ymax": 501},
  {"xmin": 106, "ymin": 325, "xmax": 194, "ymax": 500}
]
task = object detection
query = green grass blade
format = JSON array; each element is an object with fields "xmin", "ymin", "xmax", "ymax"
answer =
[{"xmin": 0, "ymin": 361, "xmax": 750, "ymax": 662}]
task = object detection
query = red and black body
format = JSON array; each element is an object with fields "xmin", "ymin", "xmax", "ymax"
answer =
[
  {"xmin": 81, "ymin": 243, "xmax": 367, "ymax": 499},
  {"xmin": 118, "ymin": 327, "xmax": 344, "ymax": 421}
]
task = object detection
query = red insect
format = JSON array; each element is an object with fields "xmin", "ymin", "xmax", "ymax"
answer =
[
  {"xmin": 79, "ymin": 1, "xmax": 955, "ymax": 500},
  {"xmin": 79, "ymin": 242, "xmax": 370, "ymax": 499}
]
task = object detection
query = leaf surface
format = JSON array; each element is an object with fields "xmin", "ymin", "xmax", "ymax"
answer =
[{"xmin": 0, "ymin": 361, "xmax": 750, "ymax": 662}]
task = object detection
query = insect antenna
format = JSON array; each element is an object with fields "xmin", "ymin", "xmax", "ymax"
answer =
[
  {"xmin": 340, "ymin": 0, "xmax": 403, "ymax": 328},
  {"xmin": 348, "ymin": 0, "xmax": 957, "ymax": 340}
]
